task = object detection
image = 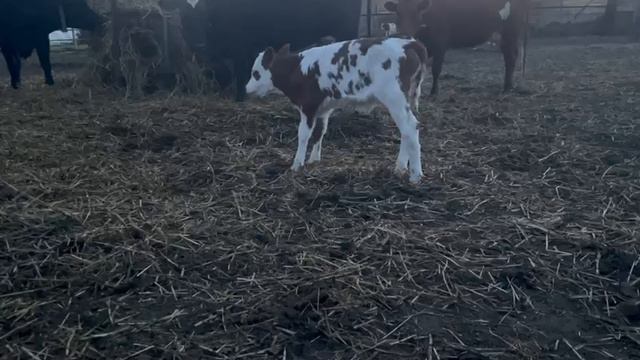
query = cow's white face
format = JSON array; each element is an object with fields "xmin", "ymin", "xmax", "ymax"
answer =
[{"xmin": 246, "ymin": 50, "xmax": 275, "ymax": 97}]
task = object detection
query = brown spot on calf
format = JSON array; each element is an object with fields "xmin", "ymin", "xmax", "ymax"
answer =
[
  {"xmin": 268, "ymin": 54, "xmax": 326, "ymax": 128},
  {"xmin": 331, "ymin": 42, "xmax": 351, "ymax": 71},
  {"xmin": 399, "ymin": 42, "xmax": 427, "ymax": 95},
  {"xmin": 358, "ymin": 38, "xmax": 385, "ymax": 55},
  {"xmin": 349, "ymin": 54, "xmax": 358, "ymax": 67}
]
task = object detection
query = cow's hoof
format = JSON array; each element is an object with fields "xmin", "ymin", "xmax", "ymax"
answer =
[
  {"xmin": 11, "ymin": 84, "xmax": 19, "ymax": 90},
  {"xmin": 291, "ymin": 164, "xmax": 303, "ymax": 172},
  {"xmin": 45, "ymin": 79, "xmax": 55, "ymax": 86}
]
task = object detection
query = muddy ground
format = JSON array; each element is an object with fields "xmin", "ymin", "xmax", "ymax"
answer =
[{"xmin": 1, "ymin": 38, "xmax": 639, "ymax": 359}]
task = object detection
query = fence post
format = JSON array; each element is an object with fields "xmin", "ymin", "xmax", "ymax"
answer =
[
  {"xmin": 599, "ymin": 0, "xmax": 618, "ymax": 35},
  {"xmin": 110, "ymin": 0, "xmax": 121, "ymax": 82},
  {"xmin": 367, "ymin": 0, "xmax": 372, "ymax": 37},
  {"xmin": 634, "ymin": 0, "xmax": 640, "ymax": 40}
]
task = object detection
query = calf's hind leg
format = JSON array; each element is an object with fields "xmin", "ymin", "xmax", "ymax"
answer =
[{"xmin": 379, "ymin": 92, "xmax": 423, "ymax": 183}]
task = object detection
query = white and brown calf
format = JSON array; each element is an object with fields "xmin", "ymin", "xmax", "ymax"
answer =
[{"xmin": 245, "ymin": 37, "xmax": 428, "ymax": 183}]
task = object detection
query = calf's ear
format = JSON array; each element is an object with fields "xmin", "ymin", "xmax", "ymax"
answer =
[
  {"xmin": 384, "ymin": 2, "xmax": 398, "ymax": 12},
  {"xmin": 277, "ymin": 43, "xmax": 291, "ymax": 56},
  {"xmin": 262, "ymin": 47, "xmax": 276, "ymax": 68}
]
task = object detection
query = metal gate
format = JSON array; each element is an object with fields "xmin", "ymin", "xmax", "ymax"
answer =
[{"xmin": 359, "ymin": 0, "xmax": 638, "ymax": 37}]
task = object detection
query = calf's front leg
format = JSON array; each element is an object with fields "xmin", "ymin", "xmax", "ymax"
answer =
[
  {"xmin": 308, "ymin": 111, "xmax": 331, "ymax": 164},
  {"xmin": 291, "ymin": 111, "xmax": 313, "ymax": 171}
]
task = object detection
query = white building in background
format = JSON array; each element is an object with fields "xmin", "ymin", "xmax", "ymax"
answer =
[{"xmin": 49, "ymin": 29, "xmax": 78, "ymax": 46}]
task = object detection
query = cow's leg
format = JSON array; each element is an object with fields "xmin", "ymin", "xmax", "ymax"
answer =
[
  {"xmin": 501, "ymin": 34, "xmax": 519, "ymax": 92},
  {"xmin": 213, "ymin": 61, "xmax": 233, "ymax": 91},
  {"xmin": 233, "ymin": 55, "xmax": 250, "ymax": 102},
  {"xmin": 309, "ymin": 111, "xmax": 332, "ymax": 164},
  {"xmin": 430, "ymin": 49, "xmax": 445, "ymax": 96},
  {"xmin": 379, "ymin": 91, "xmax": 423, "ymax": 183},
  {"xmin": 1, "ymin": 48, "xmax": 15, "ymax": 88},
  {"xmin": 2, "ymin": 47, "xmax": 21, "ymax": 89},
  {"xmin": 13, "ymin": 53, "xmax": 22, "ymax": 89},
  {"xmin": 36, "ymin": 35, "xmax": 54, "ymax": 86},
  {"xmin": 292, "ymin": 110, "xmax": 314, "ymax": 171}
]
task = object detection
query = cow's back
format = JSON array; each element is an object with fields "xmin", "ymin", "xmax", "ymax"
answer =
[
  {"xmin": 205, "ymin": 0, "xmax": 362, "ymax": 54},
  {"xmin": 423, "ymin": 0, "xmax": 520, "ymax": 48}
]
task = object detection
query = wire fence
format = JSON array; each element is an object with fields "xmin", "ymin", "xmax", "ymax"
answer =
[{"xmin": 358, "ymin": 0, "xmax": 636, "ymax": 37}]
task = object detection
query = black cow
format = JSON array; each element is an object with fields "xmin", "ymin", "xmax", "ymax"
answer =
[
  {"xmin": 167, "ymin": 0, "xmax": 362, "ymax": 101},
  {"xmin": 0, "ymin": 0, "xmax": 103, "ymax": 89}
]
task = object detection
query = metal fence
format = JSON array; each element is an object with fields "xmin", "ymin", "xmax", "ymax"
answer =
[
  {"xmin": 359, "ymin": 0, "xmax": 635, "ymax": 37},
  {"xmin": 50, "ymin": 29, "xmax": 79, "ymax": 48}
]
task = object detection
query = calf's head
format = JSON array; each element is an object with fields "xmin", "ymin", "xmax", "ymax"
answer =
[
  {"xmin": 246, "ymin": 44, "xmax": 291, "ymax": 98},
  {"xmin": 384, "ymin": 0, "xmax": 431, "ymax": 37}
]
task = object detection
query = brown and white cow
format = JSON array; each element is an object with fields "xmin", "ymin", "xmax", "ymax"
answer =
[
  {"xmin": 246, "ymin": 37, "xmax": 428, "ymax": 183},
  {"xmin": 385, "ymin": 0, "xmax": 530, "ymax": 95}
]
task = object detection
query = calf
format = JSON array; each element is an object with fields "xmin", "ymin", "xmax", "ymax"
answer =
[
  {"xmin": 246, "ymin": 38, "xmax": 428, "ymax": 183},
  {"xmin": 385, "ymin": 0, "xmax": 529, "ymax": 95}
]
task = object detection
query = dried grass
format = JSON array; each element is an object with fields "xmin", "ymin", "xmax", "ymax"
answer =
[
  {"xmin": 1, "ymin": 37, "xmax": 640, "ymax": 359},
  {"xmin": 84, "ymin": 0, "xmax": 214, "ymax": 98}
]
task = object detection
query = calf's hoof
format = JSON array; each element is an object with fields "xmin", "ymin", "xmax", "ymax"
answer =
[
  {"xmin": 394, "ymin": 166, "xmax": 408, "ymax": 176},
  {"xmin": 45, "ymin": 78, "xmax": 55, "ymax": 86},
  {"xmin": 290, "ymin": 164, "xmax": 303, "ymax": 172},
  {"xmin": 11, "ymin": 82, "xmax": 20, "ymax": 89},
  {"xmin": 408, "ymin": 170, "xmax": 424, "ymax": 185}
]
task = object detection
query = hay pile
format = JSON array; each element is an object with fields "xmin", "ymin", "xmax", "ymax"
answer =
[
  {"xmin": 86, "ymin": 0, "xmax": 215, "ymax": 97},
  {"xmin": 1, "ymin": 37, "xmax": 640, "ymax": 359}
]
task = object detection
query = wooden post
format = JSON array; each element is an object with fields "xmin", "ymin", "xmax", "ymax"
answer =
[
  {"xmin": 72, "ymin": 29, "xmax": 78, "ymax": 48},
  {"xmin": 367, "ymin": 0, "xmax": 372, "ymax": 37},
  {"xmin": 634, "ymin": 0, "xmax": 640, "ymax": 40},
  {"xmin": 110, "ymin": 0, "xmax": 121, "ymax": 81},
  {"xmin": 600, "ymin": 0, "xmax": 618, "ymax": 35},
  {"xmin": 161, "ymin": 11, "xmax": 172, "ymax": 73}
]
